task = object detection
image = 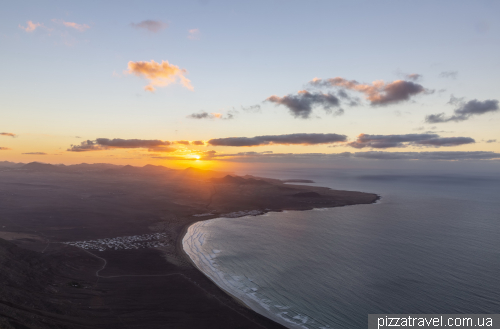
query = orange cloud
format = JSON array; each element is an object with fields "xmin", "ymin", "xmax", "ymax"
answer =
[
  {"xmin": 0, "ymin": 147, "xmax": 11, "ymax": 150},
  {"xmin": 1, "ymin": 132, "xmax": 16, "ymax": 137},
  {"xmin": 19, "ymin": 21, "xmax": 42, "ymax": 32},
  {"xmin": 52, "ymin": 19, "xmax": 90, "ymax": 31},
  {"xmin": 126, "ymin": 60, "xmax": 193, "ymax": 92},
  {"xmin": 188, "ymin": 28, "xmax": 200, "ymax": 40}
]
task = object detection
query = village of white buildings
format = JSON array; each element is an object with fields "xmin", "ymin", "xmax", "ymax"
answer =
[{"xmin": 64, "ymin": 233, "xmax": 168, "ymax": 251}]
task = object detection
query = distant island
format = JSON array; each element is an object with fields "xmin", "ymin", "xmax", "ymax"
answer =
[{"xmin": 0, "ymin": 162, "xmax": 378, "ymax": 329}]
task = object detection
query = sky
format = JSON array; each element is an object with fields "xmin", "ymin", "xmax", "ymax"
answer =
[{"xmin": 1, "ymin": 0, "xmax": 499, "ymax": 172}]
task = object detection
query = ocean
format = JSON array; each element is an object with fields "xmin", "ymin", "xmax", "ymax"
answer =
[{"xmin": 182, "ymin": 168, "xmax": 500, "ymax": 328}]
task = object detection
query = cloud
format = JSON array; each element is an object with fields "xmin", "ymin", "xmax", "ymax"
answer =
[
  {"xmin": 126, "ymin": 60, "xmax": 193, "ymax": 92},
  {"xmin": 0, "ymin": 147, "xmax": 11, "ymax": 150},
  {"xmin": 187, "ymin": 111, "xmax": 236, "ymax": 120},
  {"xmin": 18, "ymin": 21, "xmax": 42, "ymax": 32},
  {"xmin": 425, "ymin": 98, "xmax": 499, "ymax": 123},
  {"xmin": 52, "ymin": 19, "xmax": 90, "ymax": 32},
  {"xmin": 310, "ymin": 77, "xmax": 430, "ymax": 106},
  {"xmin": 1, "ymin": 132, "xmax": 16, "ymax": 137},
  {"xmin": 68, "ymin": 138, "xmax": 172, "ymax": 152},
  {"xmin": 192, "ymin": 140, "xmax": 205, "ymax": 145},
  {"xmin": 22, "ymin": 152, "xmax": 47, "ymax": 155},
  {"xmin": 347, "ymin": 133, "xmax": 475, "ymax": 149},
  {"xmin": 405, "ymin": 73, "xmax": 422, "ymax": 81},
  {"xmin": 176, "ymin": 140, "xmax": 190, "ymax": 145},
  {"xmin": 131, "ymin": 20, "xmax": 168, "ymax": 32},
  {"xmin": 241, "ymin": 104, "xmax": 261, "ymax": 113},
  {"xmin": 266, "ymin": 90, "xmax": 342, "ymax": 119},
  {"xmin": 439, "ymin": 71, "xmax": 458, "ymax": 79},
  {"xmin": 416, "ymin": 137, "xmax": 475, "ymax": 147},
  {"xmin": 349, "ymin": 151, "xmax": 500, "ymax": 161},
  {"xmin": 95, "ymin": 138, "xmax": 170, "ymax": 148},
  {"xmin": 406, "ymin": 73, "xmax": 422, "ymax": 81},
  {"xmin": 486, "ymin": 139, "xmax": 497, "ymax": 143},
  {"xmin": 187, "ymin": 111, "xmax": 212, "ymax": 119},
  {"xmin": 208, "ymin": 133, "xmax": 347, "ymax": 147},
  {"xmin": 188, "ymin": 28, "xmax": 200, "ymax": 40},
  {"xmin": 67, "ymin": 140, "xmax": 102, "ymax": 152},
  {"xmin": 447, "ymin": 94, "xmax": 464, "ymax": 105}
]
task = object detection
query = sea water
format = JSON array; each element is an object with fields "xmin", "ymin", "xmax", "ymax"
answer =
[{"xmin": 182, "ymin": 168, "xmax": 500, "ymax": 328}]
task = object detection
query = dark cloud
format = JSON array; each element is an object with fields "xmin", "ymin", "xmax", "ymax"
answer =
[
  {"xmin": 22, "ymin": 152, "xmax": 47, "ymax": 155},
  {"xmin": 425, "ymin": 98, "xmax": 499, "ymax": 123},
  {"xmin": 224, "ymin": 110, "xmax": 238, "ymax": 120},
  {"xmin": 130, "ymin": 20, "xmax": 168, "ymax": 32},
  {"xmin": 395, "ymin": 70, "xmax": 422, "ymax": 81},
  {"xmin": 187, "ymin": 111, "xmax": 235, "ymax": 120},
  {"xmin": 96, "ymin": 138, "xmax": 171, "ymax": 148},
  {"xmin": 347, "ymin": 133, "xmax": 475, "ymax": 149},
  {"xmin": 241, "ymin": 105, "xmax": 261, "ymax": 113},
  {"xmin": 406, "ymin": 73, "xmax": 422, "ymax": 81},
  {"xmin": 1, "ymin": 132, "xmax": 16, "ymax": 137},
  {"xmin": 349, "ymin": 151, "xmax": 500, "ymax": 161},
  {"xmin": 187, "ymin": 111, "xmax": 212, "ymax": 119},
  {"xmin": 176, "ymin": 140, "xmax": 190, "ymax": 145},
  {"xmin": 439, "ymin": 71, "xmax": 458, "ymax": 79},
  {"xmin": 208, "ymin": 133, "xmax": 347, "ymax": 147},
  {"xmin": 266, "ymin": 91, "xmax": 342, "ymax": 118},
  {"xmin": 192, "ymin": 140, "xmax": 205, "ymax": 146},
  {"xmin": 68, "ymin": 138, "xmax": 172, "ymax": 152},
  {"xmin": 417, "ymin": 137, "xmax": 475, "ymax": 147},
  {"xmin": 67, "ymin": 140, "xmax": 102, "ymax": 152},
  {"xmin": 486, "ymin": 139, "xmax": 497, "ymax": 143},
  {"xmin": 309, "ymin": 77, "xmax": 430, "ymax": 106}
]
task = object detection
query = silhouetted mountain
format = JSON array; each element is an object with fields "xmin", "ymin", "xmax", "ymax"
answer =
[
  {"xmin": 142, "ymin": 164, "xmax": 173, "ymax": 174},
  {"xmin": 0, "ymin": 161, "xmax": 25, "ymax": 168},
  {"xmin": 66, "ymin": 163, "xmax": 122, "ymax": 171},
  {"xmin": 22, "ymin": 162, "xmax": 66, "ymax": 172}
]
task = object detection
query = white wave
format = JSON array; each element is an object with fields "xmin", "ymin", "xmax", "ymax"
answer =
[{"xmin": 183, "ymin": 219, "xmax": 332, "ymax": 329}]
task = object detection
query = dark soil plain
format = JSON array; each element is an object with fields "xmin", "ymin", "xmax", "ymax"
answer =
[{"xmin": 0, "ymin": 162, "xmax": 378, "ymax": 329}]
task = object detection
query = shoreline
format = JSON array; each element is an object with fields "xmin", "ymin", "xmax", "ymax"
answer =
[
  {"xmin": 178, "ymin": 195, "xmax": 381, "ymax": 328},
  {"xmin": 0, "ymin": 167, "xmax": 379, "ymax": 328},
  {"xmin": 178, "ymin": 220, "xmax": 253, "ymax": 311}
]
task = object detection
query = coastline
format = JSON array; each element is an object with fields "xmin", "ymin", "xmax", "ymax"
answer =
[
  {"xmin": 178, "ymin": 196, "xmax": 381, "ymax": 329},
  {"xmin": 0, "ymin": 167, "xmax": 379, "ymax": 328}
]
